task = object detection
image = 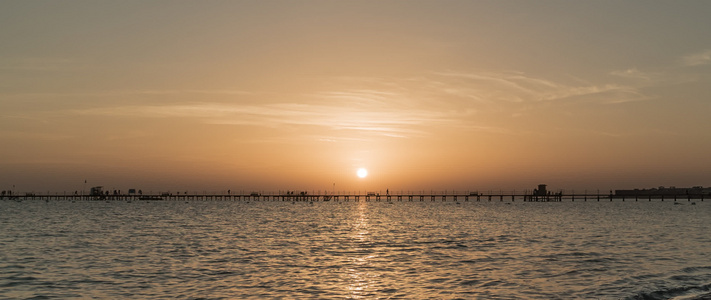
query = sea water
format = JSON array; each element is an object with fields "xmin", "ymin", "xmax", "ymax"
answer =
[{"xmin": 2, "ymin": 199, "xmax": 710, "ymax": 299}]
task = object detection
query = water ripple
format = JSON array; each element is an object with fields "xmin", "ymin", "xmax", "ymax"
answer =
[{"xmin": 2, "ymin": 201, "xmax": 711, "ymax": 298}]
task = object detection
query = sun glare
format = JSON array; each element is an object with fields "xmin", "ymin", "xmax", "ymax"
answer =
[{"xmin": 357, "ymin": 168, "xmax": 368, "ymax": 178}]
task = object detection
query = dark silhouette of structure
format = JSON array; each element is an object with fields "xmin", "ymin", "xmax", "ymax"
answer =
[{"xmin": 525, "ymin": 184, "xmax": 562, "ymax": 202}]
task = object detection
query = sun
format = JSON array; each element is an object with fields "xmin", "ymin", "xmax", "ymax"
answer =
[{"xmin": 357, "ymin": 168, "xmax": 368, "ymax": 178}]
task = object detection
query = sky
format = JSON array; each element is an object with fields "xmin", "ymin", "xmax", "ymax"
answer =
[{"xmin": 1, "ymin": 1, "xmax": 710, "ymax": 194}]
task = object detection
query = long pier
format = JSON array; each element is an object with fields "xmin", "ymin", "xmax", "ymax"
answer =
[{"xmin": 1, "ymin": 192, "xmax": 707, "ymax": 202}]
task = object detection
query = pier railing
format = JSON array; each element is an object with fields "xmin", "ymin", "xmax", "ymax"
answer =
[{"xmin": 2, "ymin": 192, "xmax": 707, "ymax": 202}]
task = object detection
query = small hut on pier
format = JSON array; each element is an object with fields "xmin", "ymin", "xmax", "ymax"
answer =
[{"xmin": 525, "ymin": 184, "xmax": 562, "ymax": 202}]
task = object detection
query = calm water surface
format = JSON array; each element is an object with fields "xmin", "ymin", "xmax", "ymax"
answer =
[{"xmin": 2, "ymin": 200, "xmax": 711, "ymax": 299}]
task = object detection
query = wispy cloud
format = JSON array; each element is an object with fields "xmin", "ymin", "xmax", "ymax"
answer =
[
  {"xmin": 554, "ymin": 127, "xmax": 625, "ymax": 138},
  {"xmin": 70, "ymin": 95, "xmax": 454, "ymax": 139},
  {"xmin": 682, "ymin": 49, "xmax": 711, "ymax": 66},
  {"xmin": 28, "ymin": 68, "xmax": 660, "ymax": 142},
  {"xmin": 434, "ymin": 71, "xmax": 646, "ymax": 104},
  {"xmin": 122, "ymin": 89, "xmax": 254, "ymax": 96},
  {"xmin": 609, "ymin": 68, "xmax": 657, "ymax": 81}
]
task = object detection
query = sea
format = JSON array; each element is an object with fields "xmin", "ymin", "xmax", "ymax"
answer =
[{"xmin": 2, "ymin": 199, "xmax": 711, "ymax": 299}]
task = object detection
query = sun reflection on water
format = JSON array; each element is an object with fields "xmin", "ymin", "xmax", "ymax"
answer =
[
  {"xmin": 353, "ymin": 201, "xmax": 370, "ymax": 241},
  {"xmin": 344, "ymin": 201, "xmax": 377, "ymax": 298}
]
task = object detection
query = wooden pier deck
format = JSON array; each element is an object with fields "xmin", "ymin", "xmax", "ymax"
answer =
[{"xmin": 1, "ymin": 192, "xmax": 707, "ymax": 202}]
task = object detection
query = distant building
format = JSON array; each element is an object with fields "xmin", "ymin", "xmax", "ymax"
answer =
[
  {"xmin": 526, "ymin": 184, "xmax": 561, "ymax": 202},
  {"xmin": 89, "ymin": 186, "xmax": 106, "ymax": 200},
  {"xmin": 534, "ymin": 184, "xmax": 547, "ymax": 196},
  {"xmin": 90, "ymin": 186, "xmax": 103, "ymax": 196}
]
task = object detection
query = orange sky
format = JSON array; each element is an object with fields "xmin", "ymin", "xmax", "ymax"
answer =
[{"xmin": 1, "ymin": 1, "xmax": 710, "ymax": 194}]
